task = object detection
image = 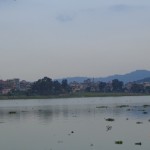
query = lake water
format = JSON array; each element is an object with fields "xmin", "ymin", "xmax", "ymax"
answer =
[{"xmin": 0, "ymin": 96, "xmax": 150, "ymax": 150}]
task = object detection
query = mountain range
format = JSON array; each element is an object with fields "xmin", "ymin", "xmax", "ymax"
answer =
[{"xmin": 58, "ymin": 70, "xmax": 150, "ymax": 83}]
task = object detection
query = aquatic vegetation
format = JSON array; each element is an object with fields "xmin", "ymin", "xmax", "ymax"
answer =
[
  {"xmin": 143, "ymin": 111, "xmax": 148, "ymax": 114},
  {"xmin": 115, "ymin": 141, "xmax": 123, "ymax": 144},
  {"xmin": 116, "ymin": 105, "xmax": 129, "ymax": 108},
  {"xmin": 96, "ymin": 106, "xmax": 108, "ymax": 108},
  {"xmin": 143, "ymin": 105, "xmax": 150, "ymax": 108},
  {"xmin": 9, "ymin": 111, "xmax": 17, "ymax": 114},
  {"xmin": 135, "ymin": 142, "xmax": 142, "ymax": 145},
  {"xmin": 105, "ymin": 118, "xmax": 115, "ymax": 121},
  {"xmin": 136, "ymin": 121, "xmax": 143, "ymax": 124},
  {"xmin": 71, "ymin": 131, "xmax": 74, "ymax": 133},
  {"xmin": 106, "ymin": 125, "xmax": 112, "ymax": 131}
]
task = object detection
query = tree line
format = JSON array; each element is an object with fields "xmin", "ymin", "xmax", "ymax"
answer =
[
  {"xmin": 8, "ymin": 77, "xmax": 150, "ymax": 96},
  {"xmin": 9, "ymin": 77, "xmax": 70, "ymax": 96}
]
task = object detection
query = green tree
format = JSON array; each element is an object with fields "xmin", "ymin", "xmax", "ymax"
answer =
[
  {"xmin": 31, "ymin": 77, "xmax": 53, "ymax": 95},
  {"xmin": 53, "ymin": 80, "xmax": 62, "ymax": 94},
  {"xmin": 61, "ymin": 79, "xmax": 70, "ymax": 93},
  {"xmin": 145, "ymin": 86, "xmax": 150, "ymax": 93},
  {"xmin": 99, "ymin": 82, "xmax": 107, "ymax": 92},
  {"xmin": 130, "ymin": 83, "xmax": 144, "ymax": 93},
  {"xmin": 112, "ymin": 79, "xmax": 124, "ymax": 92}
]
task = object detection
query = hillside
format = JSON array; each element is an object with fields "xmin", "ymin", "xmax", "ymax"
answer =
[
  {"xmin": 58, "ymin": 70, "xmax": 150, "ymax": 83},
  {"xmin": 135, "ymin": 77, "xmax": 150, "ymax": 83}
]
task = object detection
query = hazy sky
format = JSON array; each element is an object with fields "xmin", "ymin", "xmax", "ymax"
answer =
[{"xmin": 0, "ymin": 0, "xmax": 150, "ymax": 81}]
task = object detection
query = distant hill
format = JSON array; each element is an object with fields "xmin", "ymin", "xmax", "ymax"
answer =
[
  {"xmin": 97, "ymin": 70, "xmax": 150, "ymax": 83},
  {"xmin": 135, "ymin": 77, "xmax": 150, "ymax": 83},
  {"xmin": 57, "ymin": 77, "xmax": 89, "ymax": 83},
  {"xmin": 58, "ymin": 70, "xmax": 150, "ymax": 83}
]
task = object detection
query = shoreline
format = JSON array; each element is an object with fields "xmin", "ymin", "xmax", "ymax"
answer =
[{"xmin": 0, "ymin": 92, "xmax": 149, "ymax": 100}]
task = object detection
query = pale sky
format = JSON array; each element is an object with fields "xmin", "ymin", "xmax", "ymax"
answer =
[{"xmin": 0, "ymin": 0, "xmax": 150, "ymax": 81}]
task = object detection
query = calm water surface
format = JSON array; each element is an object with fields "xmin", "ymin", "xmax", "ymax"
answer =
[{"xmin": 0, "ymin": 96, "xmax": 150, "ymax": 150}]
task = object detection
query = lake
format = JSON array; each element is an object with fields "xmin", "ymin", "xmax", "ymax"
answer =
[{"xmin": 0, "ymin": 96, "xmax": 150, "ymax": 150}]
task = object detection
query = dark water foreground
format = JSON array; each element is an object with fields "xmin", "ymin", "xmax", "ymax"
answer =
[{"xmin": 0, "ymin": 96, "xmax": 150, "ymax": 150}]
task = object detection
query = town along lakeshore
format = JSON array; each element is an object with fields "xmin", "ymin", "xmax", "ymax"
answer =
[{"xmin": 0, "ymin": 77, "xmax": 150, "ymax": 99}]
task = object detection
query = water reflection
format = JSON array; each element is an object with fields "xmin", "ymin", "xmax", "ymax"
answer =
[
  {"xmin": 0, "ymin": 97, "xmax": 150, "ymax": 150},
  {"xmin": 0, "ymin": 102, "xmax": 150, "ymax": 123}
]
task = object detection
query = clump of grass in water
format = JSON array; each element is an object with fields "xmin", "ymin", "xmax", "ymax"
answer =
[
  {"xmin": 105, "ymin": 118, "xmax": 115, "ymax": 121},
  {"xmin": 135, "ymin": 142, "xmax": 142, "ymax": 146},
  {"xmin": 136, "ymin": 121, "xmax": 143, "ymax": 124},
  {"xmin": 106, "ymin": 125, "xmax": 112, "ymax": 131},
  {"xmin": 116, "ymin": 105, "xmax": 129, "ymax": 108},
  {"xmin": 143, "ymin": 105, "xmax": 150, "ymax": 108},
  {"xmin": 9, "ymin": 111, "xmax": 17, "ymax": 114},
  {"xmin": 115, "ymin": 141, "xmax": 123, "ymax": 144},
  {"xmin": 143, "ymin": 111, "xmax": 148, "ymax": 114},
  {"xmin": 96, "ymin": 106, "xmax": 108, "ymax": 108}
]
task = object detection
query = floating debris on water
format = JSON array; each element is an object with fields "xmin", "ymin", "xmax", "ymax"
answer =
[
  {"xmin": 127, "ymin": 109, "xmax": 131, "ymax": 111},
  {"xmin": 106, "ymin": 125, "xmax": 112, "ymax": 131},
  {"xmin": 116, "ymin": 105, "xmax": 129, "ymax": 108},
  {"xmin": 9, "ymin": 111, "xmax": 17, "ymax": 114},
  {"xmin": 143, "ymin": 105, "xmax": 150, "ymax": 108},
  {"xmin": 96, "ymin": 106, "xmax": 108, "ymax": 108},
  {"xmin": 115, "ymin": 141, "xmax": 123, "ymax": 144},
  {"xmin": 135, "ymin": 142, "xmax": 142, "ymax": 146},
  {"xmin": 71, "ymin": 131, "xmax": 74, "ymax": 134},
  {"xmin": 105, "ymin": 118, "xmax": 115, "ymax": 122},
  {"xmin": 136, "ymin": 121, "xmax": 143, "ymax": 124},
  {"xmin": 143, "ymin": 111, "xmax": 148, "ymax": 114},
  {"xmin": 90, "ymin": 144, "xmax": 94, "ymax": 147}
]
